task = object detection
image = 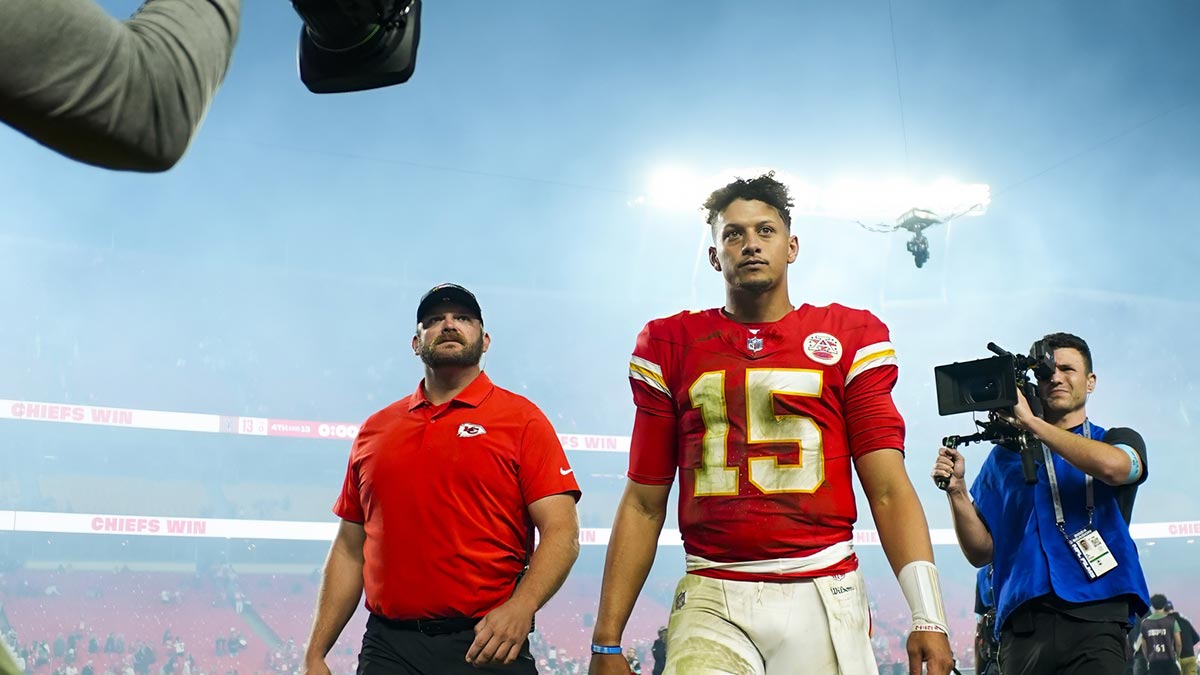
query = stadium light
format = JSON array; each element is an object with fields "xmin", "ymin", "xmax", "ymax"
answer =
[
  {"xmin": 644, "ymin": 166, "xmax": 706, "ymax": 211},
  {"xmin": 636, "ymin": 166, "xmax": 991, "ymax": 222}
]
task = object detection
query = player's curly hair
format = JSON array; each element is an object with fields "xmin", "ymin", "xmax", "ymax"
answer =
[
  {"xmin": 1033, "ymin": 332, "xmax": 1093, "ymax": 373},
  {"xmin": 703, "ymin": 172, "xmax": 794, "ymax": 229}
]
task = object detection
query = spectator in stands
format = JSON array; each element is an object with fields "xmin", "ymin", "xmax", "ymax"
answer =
[
  {"xmin": 1168, "ymin": 601, "xmax": 1200, "ymax": 675},
  {"xmin": 105, "ymin": 634, "xmax": 116, "ymax": 654},
  {"xmin": 54, "ymin": 634, "xmax": 66, "ymax": 658},
  {"xmin": 214, "ymin": 637, "xmax": 225, "ymax": 657},
  {"xmin": 625, "ymin": 648, "xmax": 642, "ymax": 675},
  {"xmin": 89, "ymin": 636, "xmax": 99, "ymax": 654},
  {"xmin": 133, "ymin": 644, "xmax": 154, "ymax": 675},
  {"xmin": 227, "ymin": 630, "xmax": 245, "ymax": 656},
  {"xmin": 83, "ymin": 660, "xmax": 95, "ymax": 675},
  {"xmin": 302, "ymin": 284, "xmax": 582, "ymax": 675}
]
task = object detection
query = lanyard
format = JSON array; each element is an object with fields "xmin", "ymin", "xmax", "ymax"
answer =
[{"xmin": 1042, "ymin": 419, "xmax": 1094, "ymax": 536}]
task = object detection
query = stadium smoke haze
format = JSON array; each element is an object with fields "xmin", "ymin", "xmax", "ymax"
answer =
[{"xmin": 1, "ymin": 0, "xmax": 1197, "ymax": 670}]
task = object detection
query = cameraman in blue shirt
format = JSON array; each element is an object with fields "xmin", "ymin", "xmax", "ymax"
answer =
[{"xmin": 932, "ymin": 332, "xmax": 1150, "ymax": 675}]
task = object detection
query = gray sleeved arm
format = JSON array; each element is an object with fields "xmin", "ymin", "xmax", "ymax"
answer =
[{"xmin": 0, "ymin": 0, "xmax": 241, "ymax": 172}]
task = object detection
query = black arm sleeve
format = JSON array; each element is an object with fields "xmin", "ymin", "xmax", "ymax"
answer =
[
  {"xmin": 1104, "ymin": 427, "xmax": 1146, "ymax": 525},
  {"xmin": 0, "ymin": 0, "xmax": 240, "ymax": 172}
]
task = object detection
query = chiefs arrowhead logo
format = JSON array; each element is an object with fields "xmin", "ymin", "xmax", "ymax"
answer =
[{"xmin": 457, "ymin": 423, "xmax": 487, "ymax": 438}]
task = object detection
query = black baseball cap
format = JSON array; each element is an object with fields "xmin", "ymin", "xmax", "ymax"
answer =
[{"xmin": 416, "ymin": 283, "xmax": 483, "ymax": 323}]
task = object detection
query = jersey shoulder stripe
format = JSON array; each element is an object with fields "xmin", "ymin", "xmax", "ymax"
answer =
[
  {"xmin": 846, "ymin": 341, "xmax": 897, "ymax": 385},
  {"xmin": 629, "ymin": 355, "xmax": 670, "ymax": 396}
]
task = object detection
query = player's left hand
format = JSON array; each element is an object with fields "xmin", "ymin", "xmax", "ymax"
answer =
[
  {"xmin": 465, "ymin": 598, "xmax": 536, "ymax": 666},
  {"xmin": 906, "ymin": 629, "xmax": 955, "ymax": 675}
]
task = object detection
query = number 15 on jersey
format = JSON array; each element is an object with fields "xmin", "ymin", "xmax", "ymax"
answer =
[{"xmin": 689, "ymin": 368, "xmax": 825, "ymax": 497}]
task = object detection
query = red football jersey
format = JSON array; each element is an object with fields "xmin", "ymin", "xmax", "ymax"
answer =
[{"xmin": 627, "ymin": 304, "xmax": 905, "ymax": 581}]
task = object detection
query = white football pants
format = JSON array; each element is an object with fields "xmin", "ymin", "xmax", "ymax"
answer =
[{"xmin": 662, "ymin": 571, "xmax": 877, "ymax": 675}]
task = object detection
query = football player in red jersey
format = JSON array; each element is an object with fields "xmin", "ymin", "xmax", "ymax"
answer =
[{"xmin": 589, "ymin": 173, "xmax": 955, "ymax": 675}]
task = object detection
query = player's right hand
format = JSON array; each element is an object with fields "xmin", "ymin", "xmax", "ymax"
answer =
[
  {"xmin": 931, "ymin": 447, "xmax": 966, "ymax": 495},
  {"xmin": 299, "ymin": 658, "xmax": 332, "ymax": 675},
  {"xmin": 588, "ymin": 653, "xmax": 633, "ymax": 675}
]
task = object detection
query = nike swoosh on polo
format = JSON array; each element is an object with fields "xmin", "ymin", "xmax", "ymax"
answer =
[{"xmin": 559, "ymin": 467, "xmax": 574, "ymax": 476}]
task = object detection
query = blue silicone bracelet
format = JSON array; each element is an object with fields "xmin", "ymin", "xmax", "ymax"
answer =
[{"xmin": 591, "ymin": 644, "xmax": 623, "ymax": 655}]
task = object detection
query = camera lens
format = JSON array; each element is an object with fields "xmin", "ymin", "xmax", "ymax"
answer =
[{"xmin": 964, "ymin": 376, "xmax": 999, "ymax": 404}]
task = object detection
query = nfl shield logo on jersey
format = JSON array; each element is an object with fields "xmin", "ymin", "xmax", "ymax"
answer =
[{"xmin": 747, "ymin": 330, "xmax": 764, "ymax": 353}]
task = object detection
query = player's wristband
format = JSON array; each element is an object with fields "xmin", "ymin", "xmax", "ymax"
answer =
[
  {"xmin": 898, "ymin": 560, "xmax": 949, "ymax": 636},
  {"xmin": 591, "ymin": 644, "xmax": 623, "ymax": 655}
]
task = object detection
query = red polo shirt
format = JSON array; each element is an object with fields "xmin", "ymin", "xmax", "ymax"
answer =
[{"xmin": 333, "ymin": 372, "xmax": 581, "ymax": 620}]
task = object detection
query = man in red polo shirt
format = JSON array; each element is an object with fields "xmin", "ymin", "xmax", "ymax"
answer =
[{"xmin": 302, "ymin": 284, "xmax": 582, "ymax": 675}]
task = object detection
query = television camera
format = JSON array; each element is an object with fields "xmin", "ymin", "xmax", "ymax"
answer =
[
  {"xmin": 290, "ymin": 0, "xmax": 422, "ymax": 94},
  {"xmin": 934, "ymin": 342, "xmax": 1055, "ymax": 487}
]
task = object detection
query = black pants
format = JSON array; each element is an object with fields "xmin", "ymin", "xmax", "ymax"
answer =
[
  {"xmin": 998, "ymin": 606, "xmax": 1127, "ymax": 675},
  {"xmin": 1147, "ymin": 663, "xmax": 1182, "ymax": 675},
  {"xmin": 358, "ymin": 614, "xmax": 536, "ymax": 675}
]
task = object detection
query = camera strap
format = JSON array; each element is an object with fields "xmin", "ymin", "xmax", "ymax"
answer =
[{"xmin": 1042, "ymin": 419, "xmax": 1095, "ymax": 536}]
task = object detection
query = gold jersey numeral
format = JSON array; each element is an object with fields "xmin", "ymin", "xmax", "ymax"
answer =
[{"xmin": 690, "ymin": 369, "xmax": 825, "ymax": 497}]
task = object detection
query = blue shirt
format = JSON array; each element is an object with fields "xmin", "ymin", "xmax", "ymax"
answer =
[
  {"xmin": 976, "ymin": 565, "xmax": 994, "ymax": 615},
  {"xmin": 971, "ymin": 421, "xmax": 1149, "ymax": 638}
]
